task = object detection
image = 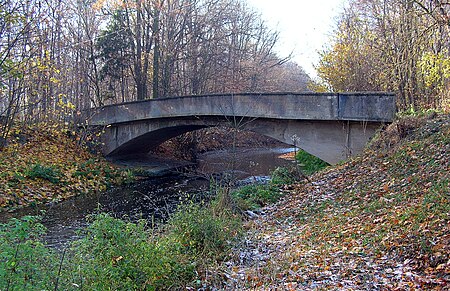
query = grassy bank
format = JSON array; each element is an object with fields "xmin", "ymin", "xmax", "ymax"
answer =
[
  {"xmin": 0, "ymin": 123, "xmax": 133, "ymax": 210},
  {"xmin": 223, "ymin": 113, "xmax": 450, "ymax": 289}
]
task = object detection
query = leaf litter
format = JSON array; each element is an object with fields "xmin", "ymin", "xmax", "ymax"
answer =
[
  {"xmin": 0, "ymin": 123, "xmax": 131, "ymax": 211},
  {"xmin": 219, "ymin": 114, "xmax": 449, "ymax": 290}
]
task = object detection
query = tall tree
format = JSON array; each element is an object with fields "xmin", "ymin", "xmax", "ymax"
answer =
[
  {"xmin": 316, "ymin": 0, "xmax": 450, "ymax": 110},
  {"xmin": 96, "ymin": 9, "xmax": 133, "ymax": 104}
]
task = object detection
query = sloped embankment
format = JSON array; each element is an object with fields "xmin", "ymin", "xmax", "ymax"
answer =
[
  {"xmin": 0, "ymin": 124, "xmax": 132, "ymax": 210},
  {"xmin": 223, "ymin": 114, "xmax": 449, "ymax": 290}
]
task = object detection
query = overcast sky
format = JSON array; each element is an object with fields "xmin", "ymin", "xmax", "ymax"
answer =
[{"xmin": 245, "ymin": 0, "xmax": 346, "ymax": 78}]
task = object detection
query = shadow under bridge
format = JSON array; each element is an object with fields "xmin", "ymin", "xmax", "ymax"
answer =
[{"xmin": 84, "ymin": 92, "xmax": 396, "ymax": 165}]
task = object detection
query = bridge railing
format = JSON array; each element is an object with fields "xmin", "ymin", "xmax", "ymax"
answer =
[{"xmin": 86, "ymin": 92, "xmax": 396, "ymax": 125}]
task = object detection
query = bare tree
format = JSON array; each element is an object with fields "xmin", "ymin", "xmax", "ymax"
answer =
[{"xmin": 316, "ymin": 0, "xmax": 449, "ymax": 110}]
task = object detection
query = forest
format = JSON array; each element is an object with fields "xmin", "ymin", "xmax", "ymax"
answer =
[
  {"xmin": 1, "ymin": 0, "xmax": 449, "ymax": 289},
  {"xmin": 316, "ymin": 0, "xmax": 450, "ymax": 112},
  {"xmin": 0, "ymin": 0, "xmax": 311, "ymax": 140},
  {"xmin": 2, "ymin": 0, "xmax": 450, "ymax": 137}
]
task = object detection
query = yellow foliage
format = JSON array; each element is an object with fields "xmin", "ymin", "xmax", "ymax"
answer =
[
  {"xmin": 0, "ymin": 123, "xmax": 130, "ymax": 210},
  {"xmin": 419, "ymin": 51, "xmax": 450, "ymax": 89}
]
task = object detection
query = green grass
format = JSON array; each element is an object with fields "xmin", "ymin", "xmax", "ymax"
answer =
[
  {"xmin": 0, "ymin": 193, "xmax": 242, "ymax": 290},
  {"xmin": 25, "ymin": 163, "xmax": 62, "ymax": 184},
  {"xmin": 232, "ymin": 184, "xmax": 281, "ymax": 210},
  {"xmin": 295, "ymin": 149, "xmax": 329, "ymax": 175},
  {"xmin": 231, "ymin": 165, "xmax": 305, "ymax": 211}
]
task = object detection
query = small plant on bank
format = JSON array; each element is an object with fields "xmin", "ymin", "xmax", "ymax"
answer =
[
  {"xmin": 271, "ymin": 165, "xmax": 304, "ymax": 185},
  {"xmin": 26, "ymin": 163, "xmax": 62, "ymax": 184},
  {"xmin": 231, "ymin": 165, "xmax": 307, "ymax": 211},
  {"xmin": 232, "ymin": 184, "xmax": 281, "ymax": 210},
  {"xmin": 166, "ymin": 200, "xmax": 242, "ymax": 260}
]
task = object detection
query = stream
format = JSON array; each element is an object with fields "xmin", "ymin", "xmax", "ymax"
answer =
[{"xmin": 0, "ymin": 147, "xmax": 296, "ymax": 248}]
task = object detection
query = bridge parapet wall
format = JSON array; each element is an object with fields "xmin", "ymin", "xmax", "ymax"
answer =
[
  {"xmin": 85, "ymin": 92, "xmax": 395, "ymax": 164},
  {"xmin": 87, "ymin": 92, "xmax": 395, "ymax": 126}
]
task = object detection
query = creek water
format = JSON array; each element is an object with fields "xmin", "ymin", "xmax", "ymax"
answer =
[{"xmin": 0, "ymin": 147, "xmax": 296, "ymax": 248}]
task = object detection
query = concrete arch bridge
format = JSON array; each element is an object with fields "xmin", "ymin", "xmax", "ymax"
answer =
[{"xmin": 85, "ymin": 92, "xmax": 395, "ymax": 164}]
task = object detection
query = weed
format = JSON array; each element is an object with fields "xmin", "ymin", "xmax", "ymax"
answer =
[
  {"xmin": 166, "ymin": 201, "xmax": 241, "ymax": 260},
  {"xmin": 25, "ymin": 163, "xmax": 62, "ymax": 184},
  {"xmin": 124, "ymin": 169, "xmax": 136, "ymax": 183},
  {"xmin": 271, "ymin": 166, "xmax": 303, "ymax": 185},
  {"xmin": 232, "ymin": 184, "xmax": 281, "ymax": 210},
  {"xmin": 231, "ymin": 165, "xmax": 308, "ymax": 211}
]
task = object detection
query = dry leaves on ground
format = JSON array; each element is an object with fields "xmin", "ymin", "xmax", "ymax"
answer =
[{"xmin": 220, "ymin": 114, "xmax": 450, "ymax": 290}]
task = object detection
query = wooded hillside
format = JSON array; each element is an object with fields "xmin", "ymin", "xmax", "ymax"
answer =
[{"xmin": 0, "ymin": 0, "xmax": 310, "ymax": 140}]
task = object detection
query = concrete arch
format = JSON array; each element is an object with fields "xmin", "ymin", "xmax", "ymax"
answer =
[
  {"xmin": 103, "ymin": 116, "xmax": 380, "ymax": 164},
  {"xmin": 87, "ymin": 93, "xmax": 395, "ymax": 164}
]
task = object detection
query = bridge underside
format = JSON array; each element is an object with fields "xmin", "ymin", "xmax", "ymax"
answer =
[{"xmin": 102, "ymin": 116, "xmax": 382, "ymax": 164}]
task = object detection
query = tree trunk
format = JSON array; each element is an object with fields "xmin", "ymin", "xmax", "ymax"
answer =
[{"xmin": 152, "ymin": 2, "xmax": 161, "ymax": 99}]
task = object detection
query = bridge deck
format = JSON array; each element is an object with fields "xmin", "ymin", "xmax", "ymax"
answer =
[
  {"xmin": 85, "ymin": 92, "xmax": 396, "ymax": 164},
  {"xmin": 87, "ymin": 92, "xmax": 396, "ymax": 125}
]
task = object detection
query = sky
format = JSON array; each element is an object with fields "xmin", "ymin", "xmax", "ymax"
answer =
[{"xmin": 245, "ymin": 0, "xmax": 347, "ymax": 79}]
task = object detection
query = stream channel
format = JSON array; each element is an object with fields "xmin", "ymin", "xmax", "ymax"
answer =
[{"xmin": 1, "ymin": 147, "xmax": 296, "ymax": 249}]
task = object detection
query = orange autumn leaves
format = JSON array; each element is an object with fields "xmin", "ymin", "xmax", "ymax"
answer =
[
  {"xmin": 223, "ymin": 114, "xmax": 449, "ymax": 290},
  {"xmin": 0, "ymin": 124, "xmax": 131, "ymax": 210}
]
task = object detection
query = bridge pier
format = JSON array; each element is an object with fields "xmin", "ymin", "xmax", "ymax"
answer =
[{"xmin": 246, "ymin": 119, "xmax": 380, "ymax": 164}]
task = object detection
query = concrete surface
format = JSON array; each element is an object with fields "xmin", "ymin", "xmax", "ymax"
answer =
[{"xmin": 84, "ymin": 92, "xmax": 395, "ymax": 164}]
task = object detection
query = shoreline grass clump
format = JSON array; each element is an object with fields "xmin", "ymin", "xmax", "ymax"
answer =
[
  {"xmin": 295, "ymin": 149, "xmax": 329, "ymax": 175},
  {"xmin": 231, "ymin": 164, "xmax": 307, "ymax": 211}
]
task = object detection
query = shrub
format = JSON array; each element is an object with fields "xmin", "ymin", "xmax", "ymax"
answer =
[
  {"xmin": 72, "ymin": 159, "xmax": 101, "ymax": 178},
  {"xmin": 71, "ymin": 213, "xmax": 196, "ymax": 290},
  {"xmin": 0, "ymin": 202, "xmax": 242, "ymax": 289},
  {"xmin": 71, "ymin": 214, "xmax": 149, "ymax": 289},
  {"xmin": 166, "ymin": 201, "xmax": 241, "ymax": 260},
  {"xmin": 0, "ymin": 216, "xmax": 59, "ymax": 290}
]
